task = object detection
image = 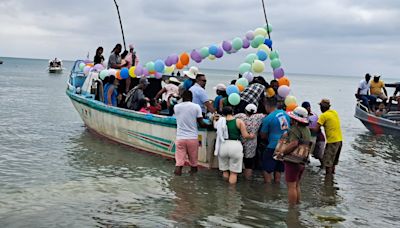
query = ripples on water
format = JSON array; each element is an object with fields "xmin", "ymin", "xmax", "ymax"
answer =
[{"xmin": 0, "ymin": 58, "xmax": 399, "ymax": 227}]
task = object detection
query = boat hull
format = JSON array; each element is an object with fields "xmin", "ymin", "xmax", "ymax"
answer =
[
  {"xmin": 49, "ymin": 67, "xmax": 63, "ymax": 73},
  {"xmin": 66, "ymin": 90, "xmax": 218, "ymax": 168},
  {"xmin": 354, "ymin": 104, "xmax": 400, "ymax": 135}
]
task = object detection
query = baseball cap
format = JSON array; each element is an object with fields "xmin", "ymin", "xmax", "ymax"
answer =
[{"xmin": 139, "ymin": 77, "xmax": 149, "ymax": 86}]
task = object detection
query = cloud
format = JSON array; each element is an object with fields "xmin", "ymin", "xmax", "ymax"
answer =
[{"xmin": 0, "ymin": 0, "xmax": 399, "ymax": 76}]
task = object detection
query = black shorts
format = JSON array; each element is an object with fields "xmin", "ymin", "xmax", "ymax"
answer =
[{"xmin": 243, "ymin": 157, "xmax": 256, "ymax": 169}]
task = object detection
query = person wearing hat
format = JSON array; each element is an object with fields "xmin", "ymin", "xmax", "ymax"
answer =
[
  {"xmin": 276, "ymin": 107, "xmax": 311, "ymax": 206},
  {"xmin": 370, "ymin": 74, "xmax": 388, "ymax": 103},
  {"xmin": 356, "ymin": 73, "xmax": 377, "ymax": 112},
  {"xmin": 213, "ymin": 84, "xmax": 227, "ymax": 114},
  {"xmin": 314, "ymin": 99, "xmax": 343, "ymax": 175},
  {"xmin": 154, "ymin": 77, "xmax": 180, "ymax": 109},
  {"xmin": 189, "ymin": 73, "xmax": 215, "ymax": 115},
  {"xmin": 125, "ymin": 77, "xmax": 150, "ymax": 111},
  {"xmin": 235, "ymin": 104, "xmax": 265, "ymax": 180},
  {"xmin": 260, "ymin": 98, "xmax": 291, "ymax": 184}
]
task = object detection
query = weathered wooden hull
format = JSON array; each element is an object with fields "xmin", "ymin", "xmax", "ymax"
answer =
[
  {"xmin": 354, "ymin": 103, "xmax": 400, "ymax": 135},
  {"xmin": 66, "ymin": 89, "xmax": 218, "ymax": 168}
]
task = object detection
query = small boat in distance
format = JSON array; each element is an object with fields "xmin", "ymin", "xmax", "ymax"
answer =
[{"xmin": 48, "ymin": 58, "xmax": 63, "ymax": 73}]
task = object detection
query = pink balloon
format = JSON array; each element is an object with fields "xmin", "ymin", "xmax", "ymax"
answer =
[
  {"xmin": 277, "ymin": 85, "xmax": 291, "ymax": 98},
  {"xmin": 134, "ymin": 65, "xmax": 143, "ymax": 76},
  {"xmin": 274, "ymin": 68, "xmax": 285, "ymax": 79},
  {"xmin": 242, "ymin": 38, "xmax": 250, "ymax": 49}
]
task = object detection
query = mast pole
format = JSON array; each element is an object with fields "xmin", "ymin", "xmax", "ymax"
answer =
[
  {"xmin": 113, "ymin": 0, "xmax": 127, "ymax": 50},
  {"xmin": 261, "ymin": 0, "xmax": 271, "ymax": 40}
]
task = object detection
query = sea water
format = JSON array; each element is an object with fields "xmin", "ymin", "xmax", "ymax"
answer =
[{"xmin": 0, "ymin": 57, "xmax": 399, "ymax": 227}]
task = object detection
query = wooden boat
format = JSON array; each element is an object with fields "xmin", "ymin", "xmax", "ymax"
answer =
[
  {"xmin": 66, "ymin": 60, "xmax": 218, "ymax": 168},
  {"xmin": 48, "ymin": 58, "xmax": 63, "ymax": 73}
]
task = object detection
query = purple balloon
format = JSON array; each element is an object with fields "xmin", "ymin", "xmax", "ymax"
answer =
[
  {"xmin": 142, "ymin": 68, "xmax": 149, "ymax": 76},
  {"xmin": 83, "ymin": 59, "xmax": 92, "ymax": 64},
  {"xmin": 278, "ymin": 85, "xmax": 290, "ymax": 98},
  {"xmin": 165, "ymin": 56, "xmax": 173, "ymax": 67},
  {"xmin": 215, "ymin": 47, "xmax": 224, "ymax": 58},
  {"xmin": 134, "ymin": 65, "xmax": 144, "ymax": 76},
  {"xmin": 242, "ymin": 38, "xmax": 250, "ymax": 49},
  {"xmin": 94, "ymin": 64, "xmax": 104, "ymax": 71},
  {"xmin": 170, "ymin": 54, "xmax": 179, "ymax": 65},
  {"xmin": 155, "ymin": 72, "xmax": 162, "ymax": 79},
  {"xmin": 273, "ymin": 68, "xmax": 285, "ymax": 79},
  {"xmin": 243, "ymin": 72, "xmax": 254, "ymax": 82},
  {"xmin": 190, "ymin": 49, "xmax": 202, "ymax": 63},
  {"xmin": 222, "ymin": 40, "xmax": 232, "ymax": 52},
  {"xmin": 245, "ymin": 30, "xmax": 255, "ymax": 40}
]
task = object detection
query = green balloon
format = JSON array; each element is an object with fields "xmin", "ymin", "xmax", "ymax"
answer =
[
  {"xmin": 270, "ymin": 59, "xmax": 281, "ymax": 69},
  {"xmin": 146, "ymin": 61, "xmax": 155, "ymax": 71},
  {"xmin": 200, "ymin": 47, "xmax": 209, "ymax": 58},
  {"xmin": 236, "ymin": 78, "xmax": 249, "ymax": 87},
  {"xmin": 269, "ymin": 50, "xmax": 279, "ymax": 60},
  {"xmin": 228, "ymin": 93, "xmax": 241, "ymax": 106},
  {"xmin": 245, "ymin": 53, "xmax": 258, "ymax": 64},
  {"xmin": 79, "ymin": 62, "xmax": 85, "ymax": 71},
  {"xmin": 99, "ymin": 69, "xmax": 109, "ymax": 80},
  {"xmin": 239, "ymin": 63, "xmax": 252, "ymax": 74},
  {"xmin": 264, "ymin": 24, "xmax": 272, "ymax": 33},
  {"xmin": 232, "ymin": 37, "xmax": 243, "ymax": 51},
  {"xmin": 251, "ymin": 35, "xmax": 265, "ymax": 48},
  {"xmin": 252, "ymin": 60, "xmax": 265, "ymax": 73}
]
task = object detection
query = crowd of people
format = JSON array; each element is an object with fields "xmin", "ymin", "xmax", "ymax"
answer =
[{"xmin": 91, "ymin": 43, "xmax": 344, "ymax": 206}]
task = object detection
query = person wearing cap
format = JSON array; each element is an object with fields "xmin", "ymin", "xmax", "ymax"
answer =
[
  {"xmin": 356, "ymin": 73, "xmax": 377, "ymax": 111},
  {"xmin": 314, "ymin": 99, "xmax": 343, "ymax": 175},
  {"xmin": 154, "ymin": 77, "xmax": 180, "ymax": 109},
  {"xmin": 235, "ymin": 104, "xmax": 265, "ymax": 180},
  {"xmin": 189, "ymin": 73, "xmax": 215, "ymax": 115},
  {"xmin": 260, "ymin": 98, "xmax": 290, "ymax": 183},
  {"xmin": 370, "ymin": 75, "xmax": 388, "ymax": 103},
  {"xmin": 302, "ymin": 102, "xmax": 324, "ymax": 166},
  {"xmin": 276, "ymin": 107, "xmax": 311, "ymax": 206},
  {"xmin": 125, "ymin": 77, "xmax": 150, "ymax": 111},
  {"xmin": 213, "ymin": 84, "xmax": 227, "ymax": 113}
]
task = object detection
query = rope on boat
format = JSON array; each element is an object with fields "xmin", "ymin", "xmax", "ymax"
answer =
[
  {"xmin": 261, "ymin": 0, "xmax": 272, "ymax": 50},
  {"xmin": 113, "ymin": 0, "xmax": 127, "ymax": 50}
]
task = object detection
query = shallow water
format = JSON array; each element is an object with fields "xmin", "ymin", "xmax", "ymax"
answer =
[{"xmin": 0, "ymin": 57, "xmax": 399, "ymax": 227}]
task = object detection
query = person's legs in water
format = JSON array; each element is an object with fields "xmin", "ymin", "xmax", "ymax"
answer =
[
  {"xmin": 287, "ymin": 181, "xmax": 297, "ymax": 206},
  {"xmin": 186, "ymin": 139, "xmax": 199, "ymax": 174},
  {"xmin": 174, "ymin": 140, "xmax": 187, "ymax": 176},
  {"xmin": 229, "ymin": 172, "xmax": 238, "ymax": 184}
]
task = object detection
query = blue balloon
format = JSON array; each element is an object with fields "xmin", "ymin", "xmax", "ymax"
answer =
[
  {"xmin": 183, "ymin": 79, "xmax": 194, "ymax": 90},
  {"xmin": 257, "ymin": 50, "xmax": 268, "ymax": 61},
  {"xmin": 120, "ymin": 68, "xmax": 129, "ymax": 79},
  {"xmin": 154, "ymin": 59, "xmax": 165, "ymax": 73},
  {"xmin": 226, "ymin": 85, "xmax": 240, "ymax": 95},
  {"xmin": 264, "ymin": 39, "xmax": 273, "ymax": 48},
  {"xmin": 209, "ymin": 45, "xmax": 218, "ymax": 55}
]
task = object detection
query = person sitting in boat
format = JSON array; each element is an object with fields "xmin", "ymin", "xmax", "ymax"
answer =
[
  {"xmin": 93, "ymin": 46, "xmax": 105, "ymax": 65},
  {"xmin": 148, "ymin": 99, "xmax": 161, "ymax": 114},
  {"xmin": 370, "ymin": 74, "xmax": 388, "ymax": 104},
  {"xmin": 103, "ymin": 75, "xmax": 121, "ymax": 107},
  {"xmin": 356, "ymin": 73, "xmax": 377, "ymax": 112},
  {"xmin": 138, "ymin": 99, "xmax": 150, "ymax": 113},
  {"xmin": 154, "ymin": 77, "xmax": 180, "ymax": 109},
  {"xmin": 213, "ymin": 83, "xmax": 227, "ymax": 114},
  {"xmin": 107, "ymin": 44, "xmax": 126, "ymax": 69},
  {"xmin": 388, "ymin": 84, "xmax": 400, "ymax": 111},
  {"xmin": 125, "ymin": 77, "xmax": 150, "ymax": 111},
  {"xmin": 189, "ymin": 72, "xmax": 215, "ymax": 116},
  {"xmin": 375, "ymin": 103, "xmax": 388, "ymax": 117}
]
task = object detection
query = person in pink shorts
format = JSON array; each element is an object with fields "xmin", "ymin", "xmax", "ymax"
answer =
[{"xmin": 173, "ymin": 90, "xmax": 209, "ymax": 175}]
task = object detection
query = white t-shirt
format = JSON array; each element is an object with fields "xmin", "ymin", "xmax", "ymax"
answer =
[
  {"xmin": 174, "ymin": 102, "xmax": 203, "ymax": 140},
  {"xmin": 359, "ymin": 80, "xmax": 370, "ymax": 95}
]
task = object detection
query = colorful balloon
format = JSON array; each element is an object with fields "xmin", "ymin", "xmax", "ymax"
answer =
[
  {"xmin": 278, "ymin": 76, "xmax": 290, "ymax": 86},
  {"xmin": 226, "ymin": 85, "xmax": 240, "ymax": 95},
  {"xmin": 243, "ymin": 71, "xmax": 254, "ymax": 82},
  {"xmin": 251, "ymin": 35, "xmax": 265, "ymax": 48},
  {"xmin": 242, "ymin": 38, "xmax": 250, "ymax": 49},
  {"xmin": 115, "ymin": 70, "xmax": 121, "ymax": 80},
  {"xmin": 264, "ymin": 24, "xmax": 273, "ymax": 33},
  {"xmin": 154, "ymin": 59, "xmax": 165, "ymax": 73},
  {"xmin": 252, "ymin": 60, "xmax": 265, "ymax": 73},
  {"xmin": 236, "ymin": 78, "xmax": 249, "ymax": 87},
  {"xmin": 264, "ymin": 39, "xmax": 273, "ymax": 48},
  {"xmin": 128, "ymin": 66, "xmax": 136, "ymax": 78},
  {"xmin": 215, "ymin": 47, "xmax": 224, "ymax": 58},
  {"xmin": 94, "ymin": 64, "xmax": 104, "ymax": 71},
  {"xmin": 176, "ymin": 61, "xmax": 184, "ymax": 69},
  {"xmin": 273, "ymin": 68, "xmax": 285, "ymax": 79},
  {"xmin": 277, "ymin": 85, "xmax": 290, "ymax": 98},
  {"xmin": 238, "ymin": 63, "xmax": 252, "ymax": 74},
  {"xmin": 164, "ymin": 65, "xmax": 175, "ymax": 74},
  {"xmin": 237, "ymin": 84, "xmax": 245, "ymax": 92},
  {"xmin": 228, "ymin": 93, "xmax": 241, "ymax": 106},
  {"xmin": 190, "ymin": 49, "xmax": 202, "ymax": 63},
  {"xmin": 258, "ymin": 44, "xmax": 271, "ymax": 54},
  {"xmin": 200, "ymin": 47, "xmax": 209, "ymax": 58},
  {"xmin": 208, "ymin": 55, "xmax": 216, "ymax": 60},
  {"xmin": 269, "ymin": 50, "xmax": 279, "ymax": 60},
  {"xmin": 99, "ymin": 69, "xmax": 109, "ymax": 80},
  {"xmin": 245, "ymin": 53, "xmax": 258, "ymax": 64},
  {"xmin": 134, "ymin": 65, "xmax": 143, "ymax": 76},
  {"xmin": 209, "ymin": 45, "xmax": 218, "ymax": 55},
  {"xmin": 155, "ymin": 72, "xmax": 163, "ymax": 79},
  {"xmin": 108, "ymin": 68, "xmax": 117, "ymax": 76},
  {"xmin": 284, "ymin": 95, "xmax": 297, "ymax": 106},
  {"xmin": 145, "ymin": 61, "xmax": 155, "ymax": 71},
  {"xmin": 180, "ymin": 53, "xmax": 190, "ymax": 65},
  {"xmin": 254, "ymin": 27, "xmax": 267, "ymax": 37},
  {"xmin": 286, "ymin": 103, "xmax": 298, "ymax": 111},
  {"xmin": 170, "ymin": 54, "xmax": 179, "ymax": 65},
  {"xmin": 79, "ymin": 62, "xmax": 85, "ymax": 71},
  {"xmin": 142, "ymin": 68, "xmax": 149, "ymax": 76},
  {"xmin": 120, "ymin": 68, "xmax": 129, "ymax": 79},
  {"xmin": 222, "ymin": 40, "xmax": 232, "ymax": 52},
  {"xmin": 232, "ymin": 37, "xmax": 243, "ymax": 51},
  {"xmin": 256, "ymin": 50, "xmax": 268, "ymax": 61},
  {"xmin": 245, "ymin": 30, "xmax": 255, "ymax": 40},
  {"xmin": 83, "ymin": 66, "xmax": 91, "ymax": 75},
  {"xmin": 271, "ymin": 58, "xmax": 281, "ymax": 69}
]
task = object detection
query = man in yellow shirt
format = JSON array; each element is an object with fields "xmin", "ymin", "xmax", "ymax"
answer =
[
  {"xmin": 370, "ymin": 75, "xmax": 388, "ymax": 103},
  {"xmin": 314, "ymin": 99, "xmax": 343, "ymax": 175}
]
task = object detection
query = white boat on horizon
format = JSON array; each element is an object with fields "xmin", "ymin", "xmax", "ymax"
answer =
[{"xmin": 48, "ymin": 58, "xmax": 63, "ymax": 73}]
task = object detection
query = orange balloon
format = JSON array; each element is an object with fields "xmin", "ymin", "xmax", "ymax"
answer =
[
  {"xmin": 86, "ymin": 63, "xmax": 94, "ymax": 67},
  {"xmin": 115, "ymin": 70, "xmax": 121, "ymax": 80},
  {"xmin": 180, "ymin": 52, "xmax": 190, "ymax": 65},
  {"xmin": 237, "ymin": 84, "xmax": 245, "ymax": 92},
  {"xmin": 286, "ymin": 103, "xmax": 298, "ymax": 111},
  {"xmin": 278, "ymin": 76, "xmax": 290, "ymax": 87},
  {"xmin": 176, "ymin": 61, "xmax": 184, "ymax": 69},
  {"xmin": 149, "ymin": 71, "xmax": 156, "ymax": 75}
]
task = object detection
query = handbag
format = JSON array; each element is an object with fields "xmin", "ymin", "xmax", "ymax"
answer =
[{"xmin": 274, "ymin": 129, "xmax": 311, "ymax": 164}]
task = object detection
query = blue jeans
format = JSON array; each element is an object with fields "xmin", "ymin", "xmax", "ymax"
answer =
[{"xmin": 360, "ymin": 95, "xmax": 376, "ymax": 110}]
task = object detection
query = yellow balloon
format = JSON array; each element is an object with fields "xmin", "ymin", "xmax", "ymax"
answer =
[
  {"xmin": 254, "ymin": 27, "xmax": 267, "ymax": 37},
  {"xmin": 266, "ymin": 87, "xmax": 275, "ymax": 98},
  {"xmin": 258, "ymin": 44, "xmax": 271, "ymax": 54},
  {"xmin": 252, "ymin": 60, "xmax": 265, "ymax": 73},
  {"xmin": 164, "ymin": 65, "xmax": 175, "ymax": 74},
  {"xmin": 284, "ymin": 95, "xmax": 297, "ymax": 106},
  {"xmin": 208, "ymin": 55, "xmax": 216, "ymax": 60},
  {"xmin": 129, "ymin": 66, "xmax": 136, "ymax": 78}
]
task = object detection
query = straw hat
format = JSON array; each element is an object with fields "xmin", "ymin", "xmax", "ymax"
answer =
[
  {"xmin": 287, "ymin": 107, "xmax": 309, "ymax": 124},
  {"xmin": 168, "ymin": 77, "xmax": 180, "ymax": 84},
  {"xmin": 183, "ymin": 66, "xmax": 199, "ymax": 79}
]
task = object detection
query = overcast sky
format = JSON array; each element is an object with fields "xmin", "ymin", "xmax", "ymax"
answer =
[{"xmin": 1, "ymin": 0, "xmax": 399, "ymax": 76}]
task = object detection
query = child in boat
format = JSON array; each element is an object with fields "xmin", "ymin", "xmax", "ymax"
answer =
[
  {"xmin": 138, "ymin": 99, "xmax": 150, "ymax": 113},
  {"xmin": 375, "ymin": 103, "xmax": 388, "ymax": 117},
  {"xmin": 149, "ymin": 99, "xmax": 161, "ymax": 114}
]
